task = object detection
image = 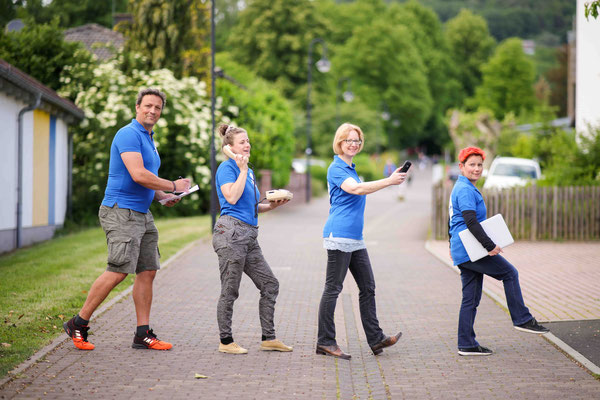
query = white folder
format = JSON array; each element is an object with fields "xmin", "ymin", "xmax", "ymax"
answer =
[{"xmin": 458, "ymin": 214, "xmax": 514, "ymax": 262}]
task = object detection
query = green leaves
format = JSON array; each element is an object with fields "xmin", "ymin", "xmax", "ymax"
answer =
[
  {"xmin": 121, "ymin": 0, "xmax": 209, "ymax": 79},
  {"xmin": 473, "ymin": 38, "xmax": 537, "ymax": 120},
  {"xmin": 227, "ymin": 0, "xmax": 329, "ymax": 96},
  {"xmin": 0, "ymin": 19, "xmax": 94, "ymax": 91},
  {"xmin": 445, "ymin": 9, "xmax": 496, "ymax": 100},
  {"xmin": 585, "ymin": 1, "xmax": 600, "ymax": 20}
]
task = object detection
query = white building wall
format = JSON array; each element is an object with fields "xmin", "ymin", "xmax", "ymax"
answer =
[
  {"xmin": 576, "ymin": 0, "xmax": 600, "ymax": 134},
  {"xmin": 0, "ymin": 92, "xmax": 22, "ymax": 230},
  {"xmin": 54, "ymin": 118, "xmax": 69, "ymax": 225}
]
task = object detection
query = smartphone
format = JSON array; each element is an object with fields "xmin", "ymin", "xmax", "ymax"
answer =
[{"xmin": 399, "ymin": 161, "xmax": 412, "ymax": 173}]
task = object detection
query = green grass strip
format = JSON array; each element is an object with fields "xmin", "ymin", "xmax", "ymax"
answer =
[{"xmin": 0, "ymin": 215, "xmax": 210, "ymax": 377}]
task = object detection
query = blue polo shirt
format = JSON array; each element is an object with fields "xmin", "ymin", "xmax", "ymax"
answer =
[
  {"xmin": 216, "ymin": 158, "xmax": 259, "ymax": 226},
  {"xmin": 449, "ymin": 175, "xmax": 488, "ymax": 265},
  {"xmin": 323, "ymin": 155, "xmax": 366, "ymax": 240},
  {"xmin": 101, "ymin": 119, "xmax": 160, "ymax": 213}
]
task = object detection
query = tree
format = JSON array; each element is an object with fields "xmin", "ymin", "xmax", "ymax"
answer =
[
  {"xmin": 316, "ymin": 0, "xmax": 386, "ymax": 48},
  {"xmin": 0, "ymin": 0, "xmax": 21, "ymax": 27},
  {"xmin": 445, "ymin": 9, "xmax": 496, "ymax": 101},
  {"xmin": 389, "ymin": 0, "xmax": 462, "ymax": 150},
  {"xmin": 44, "ymin": 0, "xmax": 128, "ymax": 28},
  {"xmin": 0, "ymin": 19, "xmax": 93, "ymax": 91},
  {"xmin": 226, "ymin": 0, "xmax": 329, "ymax": 98},
  {"xmin": 473, "ymin": 38, "xmax": 537, "ymax": 119},
  {"xmin": 447, "ymin": 109, "xmax": 518, "ymax": 166},
  {"xmin": 335, "ymin": 19, "xmax": 432, "ymax": 148},
  {"xmin": 546, "ymin": 45, "xmax": 568, "ymax": 117},
  {"xmin": 5, "ymin": 0, "xmax": 128, "ymax": 28},
  {"xmin": 215, "ymin": 53, "xmax": 296, "ymax": 188},
  {"xmin": 119, "ymin": 0, "xmax": 210, "ymax": 79}
]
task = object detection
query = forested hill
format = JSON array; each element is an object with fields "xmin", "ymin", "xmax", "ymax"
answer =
[{"xmin": 396, "ymin": 0, "xmax": 576, "ymax": 44}]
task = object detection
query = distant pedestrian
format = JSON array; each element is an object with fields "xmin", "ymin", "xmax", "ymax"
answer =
[
  {"xmin": 316, "ymin": 123, "xmax": 407, "ymax": 360},
  {"xmin": 449, "ymin": 146, "xmax": 549, "ymax": 356},
  {"xmin": 383, "ymin": 159, "xmax": 396, "ymax": 178},
  {"xmin": 212, "ymin": 123, "xmax": 293, "ymax": 355},
  {"xmin": 63, "ymin": 88, "xmax": 191, "ymax": 351}
]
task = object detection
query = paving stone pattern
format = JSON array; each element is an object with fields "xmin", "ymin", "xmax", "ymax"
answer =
[
  {"xmin": 426, "ymin": 240, "xmax": 600, "ymax": 322},
  {"xmin": 1, "ymin": 168, "xmax": 599, "ymax": 399}
]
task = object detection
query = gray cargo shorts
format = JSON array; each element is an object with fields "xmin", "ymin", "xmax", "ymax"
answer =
[{"xmin": 98, "ymin": 204, "xmax": 160, "ymax": 274}]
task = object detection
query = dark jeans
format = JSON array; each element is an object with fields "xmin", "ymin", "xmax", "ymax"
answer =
[
  {"xmin": 457, "ymin": 254, "xmax": 533, "ymax": 348},
  {"xmin": 317, "ymin": 249, "xmax": 385, "ymax": 347}
]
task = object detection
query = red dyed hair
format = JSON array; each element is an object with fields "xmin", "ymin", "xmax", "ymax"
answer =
[{"xmin": 458, "ymin": 146, "xmax": 485, "ymax": 163}]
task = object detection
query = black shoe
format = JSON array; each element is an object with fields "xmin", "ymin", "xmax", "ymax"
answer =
[
  {"xmin": 458, "ymin": 345, "xmax": 493, "ymax": 356},
  {"xmin": 132, "ymin": 329, "xmax": 173, "ymax": 350},
  {"xmin": 514, "ymin": 318, "xmax": 549, "ymax": 334}
]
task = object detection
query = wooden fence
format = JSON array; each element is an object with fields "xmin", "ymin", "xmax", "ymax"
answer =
[{"xmin": 432, "ymin": 184, "xmax": 600, "ymax": 241}]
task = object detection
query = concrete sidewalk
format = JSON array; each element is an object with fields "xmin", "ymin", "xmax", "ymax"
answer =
[{"xmin": 1, "ymin": 168, "xmax": 599, "ymax": 399}]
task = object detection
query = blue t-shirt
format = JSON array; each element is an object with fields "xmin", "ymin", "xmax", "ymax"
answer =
[
  {"xmin": 102, "ymin": 119, "xmax": 160, "ymax": 213},
  {"xmin": 323, "ymin": 155, "xmax": 367, "ymax": 240},
  {"xmin": 449, "ymin": 175, "xmax": 487, "ymax": 265},
  {"xmin": 216, "ymin": 158, "xmax": 259, "ymax": 226}
]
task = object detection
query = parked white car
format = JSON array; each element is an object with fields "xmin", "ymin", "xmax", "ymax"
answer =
[{"xmin": 483, "ymin": 157, "xmax": 541, "ymax": 190}]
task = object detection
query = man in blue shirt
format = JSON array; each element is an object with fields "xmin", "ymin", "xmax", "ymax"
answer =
[{"xmin": 63, "ymin": 88, "xmax": 190, "ymax": 351}]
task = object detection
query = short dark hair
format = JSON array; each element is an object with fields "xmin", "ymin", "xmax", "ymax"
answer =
[{"xmin": 136, "ymin": 88, "xmax": 167, "ymax": 108}]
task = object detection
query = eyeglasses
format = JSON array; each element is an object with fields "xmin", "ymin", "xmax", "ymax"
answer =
[{"xmin": 343, "ymin": 139, "xmax": 362, "ymax": 145}]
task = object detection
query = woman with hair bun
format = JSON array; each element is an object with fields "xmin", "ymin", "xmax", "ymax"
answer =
[
  {"xmin": 212, "ymin": 123, "xmax": 292, "ymax": 355},
  {"xmin": 449, "ymin": 146, "xmax": 548, "ymax": 357}
]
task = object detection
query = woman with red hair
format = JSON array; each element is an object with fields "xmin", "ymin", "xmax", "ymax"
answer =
[{"xmin": 448, "ymin": 146, "xmax": 548, "ymax": 356}]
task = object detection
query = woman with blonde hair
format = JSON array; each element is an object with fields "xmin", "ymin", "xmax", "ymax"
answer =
[{"xmin": 316, "ymin": 123, "xmax": 408, "ymax": 360}]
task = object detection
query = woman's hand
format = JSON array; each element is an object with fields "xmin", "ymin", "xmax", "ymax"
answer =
[
  {"xmin": 387, "ymin": 169, "xmax": 407, "ymax": 186},
  {"xmin": 269, "ymin": 198, "xmax": 289, "ymax": 210},
  {"xmin": 488, "ymin": 245, "xmax": 503, "ymax": 256},
  {"xmin": 233, "ymin": 154, "xmax": 249, "ymax": 170}
]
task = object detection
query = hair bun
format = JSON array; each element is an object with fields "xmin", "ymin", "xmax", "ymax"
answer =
[{"xmin": 218, "ymin": 124, "xmax": 229, "ymax": 137}]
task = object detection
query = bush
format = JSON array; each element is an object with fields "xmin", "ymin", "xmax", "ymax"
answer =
[
  {"xmin": 353, "ymin": 153, "xmax": 379, "ymax": 182},
  {"xmin": 59, "ymin": 53, "xmax": 217, "ymax": 220},
  {"xmin": 310, "ymin": 163, "xmax": 328, "ymax": 187},
  {"xmin": 215, "ymin": 52, "xmax": 296, "ymax": 188}
]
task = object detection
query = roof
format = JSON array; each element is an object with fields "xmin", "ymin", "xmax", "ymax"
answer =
[
  {"xmin": 64, "ymin": 23, "xmax": 125, "ymax": 61},
  {"xmin": 0, "ymin": 58, "xmax": 84, "ymax": 122}
]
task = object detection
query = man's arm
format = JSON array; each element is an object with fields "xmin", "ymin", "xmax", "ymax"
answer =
[{"xmin": 121, "ymin": 152, "xmax": 190, "ymax": 192}]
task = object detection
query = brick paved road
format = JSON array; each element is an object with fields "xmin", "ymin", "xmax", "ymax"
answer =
[
  {"xmin": 427, "ymin": 240, "xmax": 600, "ymax": 321},
  {"xmin": 1, "ymin": 168, "xmax": 599, "ymax": 399}
]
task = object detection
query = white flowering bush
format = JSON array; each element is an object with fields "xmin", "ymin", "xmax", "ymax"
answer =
[{"xmin": 60, "ymin": 53, "xmax": 218, "ymax": 219}]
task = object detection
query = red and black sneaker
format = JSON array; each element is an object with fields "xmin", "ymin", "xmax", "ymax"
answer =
[
  {"xmin": 132, "ymin": 329, "xmax": 173, "ymax": 350},
  {"xmin": 63, "ymin": 316, "xmax": 95, "ymax": 350}
]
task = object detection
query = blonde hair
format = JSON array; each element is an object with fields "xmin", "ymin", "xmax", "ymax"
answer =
[
  {"xmin": 332, "ymin": 123, "xmax": 365, "ymax": 155},
  {"xmin": 217, "ymin": 124, "xmax": 247, "ymax": 149}
]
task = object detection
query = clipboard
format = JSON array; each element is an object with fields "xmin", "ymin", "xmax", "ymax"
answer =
[
  {"xmin": 458, "ymin": 214, "xmax": 514, "ymax": 262},
  {"xmin": 159, "ymin": 185, "xmax": 199, "ymax": 205}
]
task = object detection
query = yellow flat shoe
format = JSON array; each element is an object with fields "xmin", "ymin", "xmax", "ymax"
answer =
[{"xmin": 260, "ymin": 339, "xmax": 293, "ymax": 352}]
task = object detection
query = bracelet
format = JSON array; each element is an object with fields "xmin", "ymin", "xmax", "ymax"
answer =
[{"xmin": 172, "ymin": 181, "xmax": 176, "ymax": 192}]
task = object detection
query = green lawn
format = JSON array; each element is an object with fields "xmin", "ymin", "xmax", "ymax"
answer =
[{"xmin": 0, "ymin": 215, "xmax": 210, "ymax": 378}]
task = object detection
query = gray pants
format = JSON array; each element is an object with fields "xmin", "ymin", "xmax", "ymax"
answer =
[{"xmin": 212, "ymin": 215, "xmax": 279, "ymax": 341}]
